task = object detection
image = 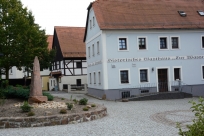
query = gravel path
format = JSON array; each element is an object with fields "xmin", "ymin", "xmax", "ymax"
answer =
[{"xmin": 0, "ymin": 92, "xmax": 197, "ymax": 136}]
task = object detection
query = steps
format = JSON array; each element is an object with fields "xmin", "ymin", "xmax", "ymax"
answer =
[{"xmin": 128, "ymin": 91, "xmax": 192, "ymax": 101}]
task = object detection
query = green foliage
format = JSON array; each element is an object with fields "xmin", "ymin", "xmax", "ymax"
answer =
[
  {"xmin": 66, "ymin": 103, "xmax": 73, "ymax": 110},
  {"xmin": 59, "ymin": 109, "xmax": 67, "ymax": 114},
  {"xmin": 70, "ymin": 95, "xmax": 72, "ymax": 100},
  {"xmin": 27, "ymin": 111, "xmax": 35, "ymax": 116},
  {"xmin": 91, "ymin": 104, "xmax": 96, "ymax": 107},
  {"xmin": 3, "ymin": 86, "xmax": 29, "ymax": 100},
  {"xmin": 177, "ymin": 97, "xmax": 204, "ymax": 136},
  {"xmin": 83, "ymin": 107, "xmax": 89, "ymax": 111},
  {"xmin": 42, "ymin": 92, "xmax": 53, "ymax": 101},
  {"xmin": 61, "ymin": 98, "xmax": 64, "ymax": 100},
  {"xmin": 20, "ymin": 101, "xmax": 33, "ymax": 112},
  {"xmin": 73, "ymin": 99, "xmax": 78, "ymax": 104},
  {"xmin": 0, "ymin": 0, "xmax": 56, "ymax": 81},
  {"xmin": 79, "ymin": 98, "xmax": 88, "ymax": 105}
]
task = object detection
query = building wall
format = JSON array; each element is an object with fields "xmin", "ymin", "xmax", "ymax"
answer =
[
  {"xmin": 42, "ymin": 76, "xmax": 49, "ymax": 91},
  {"xmin": 86, "ymin": 29, "xmax": 204, "ymax": 99}
]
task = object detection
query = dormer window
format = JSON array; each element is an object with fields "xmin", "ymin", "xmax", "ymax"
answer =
[
  {"xmin": 90, "ymin": 20, "xmax": 92, "ymax": 29},
  {"xmin": 93, "ymin": 16, "xmax": 95, "ymax": 26},
  {"xmin": 178, "ymin": 11, "xmax": 187, "ymax": 17},
  {"xmin": 198, "ymin": 11, "xmax": 204, "ymax": 16}
]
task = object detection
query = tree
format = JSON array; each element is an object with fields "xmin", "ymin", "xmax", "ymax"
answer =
[{"xmin": 0, "ymin": 0, "xmax": 55, "ymax": 81}]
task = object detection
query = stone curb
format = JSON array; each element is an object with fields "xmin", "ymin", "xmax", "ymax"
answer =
[{"xmin": 0, "ymin": 106, "xmax": 107, "ymax": 129}]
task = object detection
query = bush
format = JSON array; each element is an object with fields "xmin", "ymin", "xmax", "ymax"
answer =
[
  {"xmin": 66, "ymin": 103, "xmax": 73, "ymax": 110},
  {"xmin": 27, "ymin": 111, "xmax": 35, "ymax": 116},
  {"xmin": 42, "ymin": 92, "xmax": 53, "ymax": 101},
  {"xmin": 79, "ymin": 98, "xmax": 88, "ymax": 105},
  {"xmin": 3, "ymin": 86, "xmax": 29, "ymax": 100},
  {"xmin": 83, "ymin": 107, "xmax": 89, "ymax": 111},
  {"xmin": 73, "ymin": 99, "xmax": 78, "ymax": 104},
  {"xmin": 91, "ymin": 104, "xmax": 96, "ymax": 107},
  {"xmin": 177, "ymin": 97, "xmax": 204, "ymax": 135},
  {"xmin": 20, "ymin": 101, "xmax": 33, "ymax": 112},
  {"xmin": 59, "ymin": 109, "xmax": 67, "ymax": 114}
]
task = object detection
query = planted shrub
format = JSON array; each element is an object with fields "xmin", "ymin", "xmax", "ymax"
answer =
[
  {"xmin": 73, "ymin": 99, "xmax": 78, "ymax": 104},
  {"xmin": 66, "ymin": 103, "xmax": 73, "ymax": 110},
  {"xmin": 79, "ymin": 98, "xmax": 88, "ymax": 105},
  {"xmin": 177, "ymin": 97, "xmax": 204, "ymax": 136},
  {"xmin": 20, "ymin": 101, "xmax": 33, "ymax": 112},
  {"xmin": 3, "ymin": 86, "xmax": 30, "ymax": 100},
  {"xmin": 27, "ymin": 111, "xmax": 35, "ymax": 116},
  {"xmin": 83, "ymin": 107, "xmax": 89, "ymax": 111},
  {"xmin": 91, "ymin": 104, "xmax": 96, "ymax": 107},
  {"xmin": 60, "ymin": 109, "xmax": 67, "ymax": 114},
  {"xmin": 42, "ymin": 92, "xmax": 53, "ymax": 101}
]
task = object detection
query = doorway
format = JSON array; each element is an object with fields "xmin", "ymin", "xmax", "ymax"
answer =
[{"xmin": 157, "ymin": 69, "xmax": 168, "ymax": 92}]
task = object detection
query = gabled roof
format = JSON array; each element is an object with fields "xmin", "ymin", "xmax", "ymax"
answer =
[
  {"xmin": 47, "ymin": 35, "xmax": 53, "ymax": 50},
  {"xmin": 84, "ymin": 0, "xmax": 204, "ymax": 41},
  {"xmin": 54, "ymin": 26, "xmax": 86, "ymax": 58}
]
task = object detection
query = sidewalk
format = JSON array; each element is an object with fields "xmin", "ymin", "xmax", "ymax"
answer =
[{"xmin": 0, "ymin": 93, "xmax": 196, "ymax": 136}]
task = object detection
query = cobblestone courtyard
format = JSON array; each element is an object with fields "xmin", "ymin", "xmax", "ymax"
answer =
[{"xmin": 0, "ymin": 92, "xmax": 196, "ymax": 136}]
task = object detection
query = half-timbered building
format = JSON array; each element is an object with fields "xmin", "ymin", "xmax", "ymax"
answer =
[{"xmin": 50, "ymin": 27, "xmax": 87, "ymax": 91}]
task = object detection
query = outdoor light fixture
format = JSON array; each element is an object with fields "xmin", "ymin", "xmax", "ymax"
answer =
[{"xmin": 152, "ymin": 67, "xmax": 154, "ymax": 72}]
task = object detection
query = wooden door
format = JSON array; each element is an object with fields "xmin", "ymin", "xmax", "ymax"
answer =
[{"xmin": 158, "ymin": 69, "xmax": 168, "ymax": 92}]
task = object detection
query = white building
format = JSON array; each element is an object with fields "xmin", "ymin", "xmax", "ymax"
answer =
[
  {"xmin": 50, "ymin": 27, "xmax": 87, "ymax": 91},
  {"xmin": 84, "ymin": 0, "xmax": 204, "ymax": 100}
]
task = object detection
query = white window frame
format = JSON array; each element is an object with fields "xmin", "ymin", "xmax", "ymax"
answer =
[
  {"xmin": 170, "ymin": 36, "xmax": 180, "ymax": 50},
  {"xmin": 98, "ymin": 71, "xmax": 101, "ymax": 85},
  {"xmin": 173, "ymin": 66, "xmax": 182, "ymax": 81},
  {"xmin": 88, "ymin": 46, "xmax": 90, "ymax": 58},
  {"xmin": 97, "ymin": 41, "xmax": 100, "ymax": 54},
  {"xmin": 93, "ymin": 72, "xmax": 96, "ymax": 84},
  {"xmin": 93, "ymin": 16, "xmax": 95, "ymax": 26},
  {"xmin": 89, "ymin": 73, "xmax": 92, "ymax": 84},
  {"xmin": 139, "ymin": 68, "xmax": 150, "ymax": 83},
  {"xmin": 159, "ymin": 36, "xmax": 169, "ymax": 50},
  {"xmin": 201, "ymin": 35, "xmax": 204, "ymax": 49},
  {"xmin": 90, "ymin": 20, "xmax": 92, "ymax": 29},
  {"xmin": 119, "ymin": 69, "xmax": 130, "ymax": 84},
  {"xmin": 118, "ymin": 37, "xmax": 129, "ymax": 51},
  {"xmin": 201, "ymin": 65, "xmax": 204, "ymax": 80},
  {"xmin": 137, "ymin": 36, "xmax": 148, "ymax": 50},
  {"xmin": 92, "ymin": 44, "xmax": 95, "ymax": 56}
]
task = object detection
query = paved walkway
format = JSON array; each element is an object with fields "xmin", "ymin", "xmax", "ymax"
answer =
[{"xmin": 0, "ymin": 92, "xmax": 197, "ymax": 136}]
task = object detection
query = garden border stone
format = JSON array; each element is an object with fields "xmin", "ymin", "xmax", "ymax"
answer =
[{"xmin": 0, "ymin": 105, "xmax": 107, "ymax": 129}]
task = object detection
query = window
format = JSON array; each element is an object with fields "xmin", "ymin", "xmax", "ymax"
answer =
[
  {"xmin": 119, "ymin": 38, "xmax": 127, "ymax": 50},
  {"xmin": 89, "ymin": 73, "xmax": 92, "ymax": 84},
  {"xmin": 202, "ymin": 66, "xmax": 204, "ymax": 79},
  {"xmin": 88, "ymin": 47, "xmax": 90, "ymax": 57},
  {"xmin": 178, "ymin": 11, "xmax": 187, "ymax": 17},
  {"xmin": 138, "ymin": 38, "xmax": 146, "ymax": 49},
  {"xmin": 93, "ymin": 16, "xmax": 95, "ymax": 26},
  {"xmin": 202, "ymin": 36, "xmax": 204, "ymax": 48},
  {"xmin": 10, "ymin": 68, "xmax": 13, "ymax": 74},
  {"xmin": 120, "ymin": 70, "xmax": 129, "ymax": 83},
  {"xmin": 90, "ymin": 20, "xmax": 92, "ymax": 29},
  {"xmin": 197, "ymin": 11, "xmax": 204, "ymax": 16},
  {"xmin": 97, "ymin": 41, "xmax": 100, "ymax": 54},
  {"xmin": 92, "ymin": 44, "xmax": 94, "ymax": 56},
  {"xmin": 98, "ymin": 72, "xmax": 101, "ymax": 84},
  {"xmin": 174, "ymin": 68, "xmax": 181, "ymax": 80},
  {"xmin": 76, "ymin": 62, "xmax": 82, "ymax": 68},
  {"xmin": 94, "ymin": 72, "xmax": 96, "ymax": 84},
  {"xmin": 160, "ymin": 37, "xmax": 167, "ymax": 49},
  {"xmin": 140, "ymin": 69, "xmax": 148, "ymax": 82},
  {"xmin": 171, "ymin": 37, "xmax": 179, "ymax": 49}
]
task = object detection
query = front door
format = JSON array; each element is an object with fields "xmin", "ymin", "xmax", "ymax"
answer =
[{"xmin": 158, "ymin": 69, "xmax": 168, "ymax": 92}]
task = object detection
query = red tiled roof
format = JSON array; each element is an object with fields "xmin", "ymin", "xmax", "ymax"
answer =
[
  {"xmin": 55, "ymin": 26, "xmax": 86, "ymax": 58},
  {"xmin": 47, "ymin": 35, "xmax": 53, "ymax": 50},
  {"xmin": 91, "ymin": 0, "xmax": 204, "ymax": 30}
]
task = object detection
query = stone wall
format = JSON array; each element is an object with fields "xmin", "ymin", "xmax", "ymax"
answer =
[{"xmin": 0, "ymin": 106, "xmax": 107, "ymax": 129}]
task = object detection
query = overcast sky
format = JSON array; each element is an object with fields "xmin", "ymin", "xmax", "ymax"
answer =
[{"xmin": 20, "ymin": 0, "xmax": 94, "ymax": 35}]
